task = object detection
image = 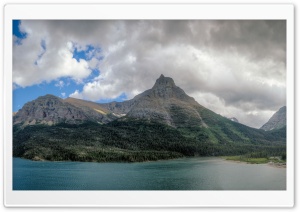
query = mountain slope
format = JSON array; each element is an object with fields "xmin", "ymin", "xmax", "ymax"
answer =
[
  {"xmin": 13, "ymin": 119, "xmax": 285, "ymax": 162},
  {"xmin": 63, "ymin": 97, "xmax": 117, "ymax": 121},
  {"xmin": 260, "ymin": 106, "xmax": 286, "ymax": 131}
]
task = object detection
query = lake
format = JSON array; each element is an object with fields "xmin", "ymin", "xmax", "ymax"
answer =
[{"xmin": 13, "ymin": 157, "xmax": 286, "ymax": 190}]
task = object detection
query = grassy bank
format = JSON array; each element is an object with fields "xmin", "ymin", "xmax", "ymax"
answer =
[{"xmin": 223, "ymin": 155, "xmax": 286, "ymax": 164}]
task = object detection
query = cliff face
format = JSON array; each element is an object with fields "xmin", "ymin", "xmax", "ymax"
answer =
[{"xmin": 260, "ymin": 106, "xmax": 286, "ymax": 131}]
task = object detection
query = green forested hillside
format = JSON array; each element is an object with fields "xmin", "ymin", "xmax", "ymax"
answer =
[{"xmin": 13, "ymin": 119, "xmax": 286, "ymax": 162}]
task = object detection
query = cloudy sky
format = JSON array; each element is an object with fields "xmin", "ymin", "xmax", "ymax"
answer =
[{"xmin": 13, "ymin": 20, "xmax": 286, "ymax": 128}]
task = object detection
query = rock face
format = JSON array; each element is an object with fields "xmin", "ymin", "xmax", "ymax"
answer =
[
  {"xmin": 260, "ymin": 106, "xmax": 286, "ymax": 131},
  {"xmin": 13, "ymin": 95, "xmax": 115, "ymax": 126},
  {"xmin": 101, "ymin": 74, "xmax": 206, "ymax": 127}
]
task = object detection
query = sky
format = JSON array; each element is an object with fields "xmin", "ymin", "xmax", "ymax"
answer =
[{"xmin": 12, "ymin": 20, "xmax": 286, "ymax": 128}]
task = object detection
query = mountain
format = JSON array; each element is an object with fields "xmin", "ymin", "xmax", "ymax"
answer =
[
  {"xmin": 101, "ymin": 74, "xmax": 204, "ymax": 127},
  {"xmin": 13, "ymin": 75, "xmax": 286, "ymax": 162},
  {"xmin": 13, "ymin": 94, "xmax": 116, "ymax": 126},
  {"xmin": 260, "ymin": 106, "xmax": 286, "ymax": 131}
]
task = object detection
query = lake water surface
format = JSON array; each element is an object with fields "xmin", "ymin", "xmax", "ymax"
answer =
[{"xmin": 13, "ymin": 157, "xmax": 286, "ymax": 190}]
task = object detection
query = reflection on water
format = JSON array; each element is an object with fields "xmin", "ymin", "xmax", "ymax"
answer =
[{"xmin": 13, "ymin": 157, "xmax": 286, "ymax": 190}]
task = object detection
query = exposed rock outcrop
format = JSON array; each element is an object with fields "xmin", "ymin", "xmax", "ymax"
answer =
[{"xmin": 260, "ymin": 106, "xmax": 286, "ymax": 131}]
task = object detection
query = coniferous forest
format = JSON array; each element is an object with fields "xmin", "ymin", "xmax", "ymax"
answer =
[{"xmin": 13, "ymin": 119, "xmax": 286, "ymax": 162}]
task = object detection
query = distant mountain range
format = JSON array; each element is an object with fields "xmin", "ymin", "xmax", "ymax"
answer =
[
  {"xmin": 13, "ymin": 75, "xmax": 286, "ymax": 162},
  {"xmin": 260, "ymin": 106, "xmax": 286, "ymax": 131}
]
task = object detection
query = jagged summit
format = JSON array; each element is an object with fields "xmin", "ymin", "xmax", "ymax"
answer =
[
  {"xmin": 260, "ymin": 106, "xmax": 286, "ymax": 131},
  {"xmin": 151, "ymin": 75, "xmax": 177, "ymax": 99},
  {"xmin": 153, "ymin": 74, "xmax": 176, "ymax": 88},
  {"xmin": 147, "ymin": 75, "xmax": 194, "ymax": 102}
]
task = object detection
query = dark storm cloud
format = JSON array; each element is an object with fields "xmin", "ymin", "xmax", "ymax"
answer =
[{"xmin": 206, "ymin": 20, "xmax": 286, "ymax": 63}]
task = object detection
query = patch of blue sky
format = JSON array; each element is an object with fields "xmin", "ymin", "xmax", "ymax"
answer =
[
  {"xmin": 13, "ymin": 20, "xmax": 27, "ymax": 45},
  {"xmin": 13, "ymin": 20, "xmax": 26, "ymax": 39},
  {"xmin": 83, "ymin": 68, "xmax": 100, "ymax": 83},
  {"xmin": 34, "ymin": 39, "xmax": 47, "ymax": 65},
  {"xmin": 13, "ymin": 78, "xmax": 83, "ymax": 112},
  {"xmin": 96, "ymin": 92, "xmax": 128, "ymax": 104},
  {"xmin": 72, "ymin": 44, "xmax": 103, "ymax": 62}
]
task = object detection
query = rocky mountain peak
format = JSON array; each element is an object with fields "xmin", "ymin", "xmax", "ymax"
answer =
[
  {"xmin": 152, "ymin": 74, "xmax": 176, "ymax": 90},
  {"xmin": 120, "ymin": 75, "xmax": 202, "ymax": 127},
  {"xmin": 101, "ymin": 74, "xmax": 198, "ymax": 115},
  {"xmin": 150, "ymin": 74, "xmax": 193, "ymax": 101},
  {"xmin": 260, "ymin": 106, "xmax": 286, "ymax": 131}
]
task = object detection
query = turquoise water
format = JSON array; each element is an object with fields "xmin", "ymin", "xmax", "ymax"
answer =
[{"xmin": 13, "ymin": 157, "xmax": 286, "ymax": 190}]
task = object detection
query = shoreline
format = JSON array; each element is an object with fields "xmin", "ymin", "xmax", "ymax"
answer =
[
  {"xmin": 221, "ymin": 157, "xmax": 286, "ymax": 168},
  {"xmin": 267, "ymin": 161, "xmax": 286, "ymax": 168},
  {"xmin": 15, "ymin": 156, "xmax": 287, "ymax": 168}
]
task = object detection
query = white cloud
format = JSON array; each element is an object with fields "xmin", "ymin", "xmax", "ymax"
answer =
[
  {"xmin": 69, "ymin": 78, "xmax": 125, "ymax": 101},
  {"xmin": 55, "ymin": 80, "xmax": 64, "ymax": 89},
  {"xmin": 13, "ymin": 38, "xmax": 91, "ymax": 87},
  {"xmin": 69, "ymin": 90, "xmax": 83, "ymax": 99}
]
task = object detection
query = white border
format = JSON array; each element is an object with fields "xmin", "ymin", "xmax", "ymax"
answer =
[{"xmin": 3, "ymin": 4, "xmax": 294, "ymax": 207}]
